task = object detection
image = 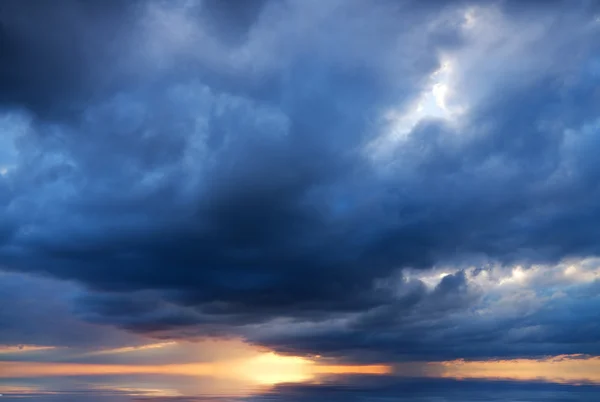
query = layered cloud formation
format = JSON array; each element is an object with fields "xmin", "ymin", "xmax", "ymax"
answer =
[{"xmin": 1, "ymin": 0, "xmax": 600, "ymax": 362}]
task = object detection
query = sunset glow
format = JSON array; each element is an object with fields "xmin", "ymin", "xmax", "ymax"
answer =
[
  {"xmin": 0, "ymin": 352, "xmax": 393, "ymax": 387},
  {"xmin": 2, "ymin": 0, "xmax": 600, "ymax": 400},
  {"xmin": 437, "ymin": 356, "xmax": 600, "ymax": 385}
]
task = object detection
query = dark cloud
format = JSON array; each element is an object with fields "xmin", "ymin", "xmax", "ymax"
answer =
[
  {"xmin": 0, "ymin": 272, "xmax": 141, "ymax": 351},
  {"xmin": 0, "ymin": 0, "xmax": 600, "ymax": 361},
  {"xmin": 0, "ymin": 0, "xmax": 144, "ymax": 118},
  {"xmin": 251, "ymin": 273, "xmax": 600, "ymax": 362}
]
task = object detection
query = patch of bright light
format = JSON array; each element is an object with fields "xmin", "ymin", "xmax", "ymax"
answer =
[
  {"xmin": 368, "ymin": 56, "xmax": 466, "ymax": 161},
  {"xmin": 411, "ymin": 270, "xmax": 453, "ymax": 289},
  {"xmin": 498, "ymin": 266, "xmax": 528, "ymax": 286},
  {"xmin": 563, "ymin": 264, "xmax": 600, "ymax": 283},
  {"xmin": 390, "ymin": 58, "xmax": 455, "ymax": 137},
  {"xmin": 237, "ymin": 352, "xmax": 314, "ymax": 385}
]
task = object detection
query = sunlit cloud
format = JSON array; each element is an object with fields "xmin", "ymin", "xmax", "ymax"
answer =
[
  {"xmin": 498, "ymin": 266, "xmax": 528, "ymax": 286},
  {"xmin": 406, "ymin": 257, "xmax": 600, "ymax": 293},
  {"xmin": 386, "ymin": 58, "xmax": 458, "ymax": 135},
  {"xmin": 368, "ymin": 55, "xmax": 465, "ymax": 160}
]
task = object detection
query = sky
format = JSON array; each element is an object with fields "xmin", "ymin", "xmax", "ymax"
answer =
[{"xmin": 1, "ymin": 0, "xmax": 600, "ymax": 399}]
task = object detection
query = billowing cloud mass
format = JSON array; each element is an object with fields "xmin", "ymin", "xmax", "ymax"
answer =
[{"xmin": 1, "ymin": 0, "xmax": 600, "ymax": 363}]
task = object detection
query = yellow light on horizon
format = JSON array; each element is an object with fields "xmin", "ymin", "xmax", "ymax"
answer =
[
  {"xmin": 0, "ymin": 351, "xmax": 391, "ymax": 386},
  {"xmin": 236, "ymin": 353, "xmax": 314, "ymax": 385},
  {"xmin": 313, "ymin": 364, "xmax": 392, "ymax": 375}
]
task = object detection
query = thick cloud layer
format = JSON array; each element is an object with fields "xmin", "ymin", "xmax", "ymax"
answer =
[
  {"xmin": 0, "ymin": 271, "xmax": 143, "ymax": 351},
  {"xmin": 1, "ymin": 0, "xmax": 600, "ymax": 361}
]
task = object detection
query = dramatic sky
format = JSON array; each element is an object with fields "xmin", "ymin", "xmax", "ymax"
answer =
[{"xmin": 2, "ymin": 0, "xmax": 600, "ymax": 395}]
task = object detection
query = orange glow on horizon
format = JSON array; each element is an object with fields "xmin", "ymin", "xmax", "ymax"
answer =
[
  {"xmin": 3, "ymin": 353, "xmax": 600, "ymax": 389},
  {"xmin": 0, "ymin": 352, "xmax": 392, "ymax": 386},
  {"xmin": 435, "ymin": 355, "xmax": 600, "ymax": 384},
  {"xmin": 312, "ymin": 364, "xmax": 392, "ymax": 375},
  {"xmin": 235, "ymin": 352, "xmax": 313, "ymax": 384}
]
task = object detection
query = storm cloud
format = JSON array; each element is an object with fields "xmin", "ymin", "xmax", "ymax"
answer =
[{"xmin": 1, "ymin": 0, "xmax": 600, "ymax": 362}]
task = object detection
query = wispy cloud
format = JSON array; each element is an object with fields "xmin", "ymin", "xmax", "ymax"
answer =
[
  {"xmin": 0, "ymin": 345, "xmax": 56, "ymax": 354},
  {"xmin": 76, "ymin": 341, "xmax": 177, "ymax": 357}
]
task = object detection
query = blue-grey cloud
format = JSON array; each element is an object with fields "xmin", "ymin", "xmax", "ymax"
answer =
[
  {"xmin": 0, "ymin": 271, "xmax": 142, "ymax": 352},
  {"xmin": 1, "ymin": 0, "xmax": 600, "ymax": 361}
]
